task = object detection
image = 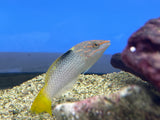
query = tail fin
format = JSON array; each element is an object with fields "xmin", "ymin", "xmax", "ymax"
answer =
[{"xmin": 30, "ymin": 87, "xmax": 52, "ymax": 116}]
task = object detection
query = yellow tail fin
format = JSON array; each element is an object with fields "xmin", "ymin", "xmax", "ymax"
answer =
[{"xmin": 30, "ymin": 87, "xmax": 52, "ymax": 116}]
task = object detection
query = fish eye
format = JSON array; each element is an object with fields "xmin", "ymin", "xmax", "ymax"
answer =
[
  {"xmin": 92, "ymin": 43, "xmax": 99, "ymax": 48},
  {"xmin": 130, "ymin": 46, "xmax": 136, "ymax": 52}
]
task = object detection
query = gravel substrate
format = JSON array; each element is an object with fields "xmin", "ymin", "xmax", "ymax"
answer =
[{"xmin": 0, "ymin": 71, "xmax": 148, "ymax": 120}]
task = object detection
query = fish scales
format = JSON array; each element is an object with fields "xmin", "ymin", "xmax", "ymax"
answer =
[
  {"xmin": 30, "ymin": 40, "xmax": 110, "ymax": 116},
  {"xmin": 46, "ymin": 49, "xmax": 86, "ymax": 98}
]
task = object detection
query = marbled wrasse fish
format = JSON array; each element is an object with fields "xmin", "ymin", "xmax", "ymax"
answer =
[{"xmin": 30, "ymin": 40, "xmax": 110, "ymax": 116}]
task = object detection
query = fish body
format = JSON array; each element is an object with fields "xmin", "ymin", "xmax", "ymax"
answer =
[{"xmin": 30, "ymin": 40, "xmax": 110, "ymax": 115}]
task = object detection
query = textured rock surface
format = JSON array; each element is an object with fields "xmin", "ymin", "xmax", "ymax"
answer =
[
  {"xmin": 0, "ymin": 71, "xmax": 159, "ymax": 119},
  {"xmin": 53, "ymin": 85, "xmax": 160, "ymax": 120},
  {"xmin": 111, "ymin": 53, "xmax": 147, "ymax": 81},
  {"xmin": 122, "ymin": 17, "xmax": 160, "ymax": 90}
]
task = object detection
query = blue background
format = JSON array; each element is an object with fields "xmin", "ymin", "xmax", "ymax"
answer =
[{"xmin": 0, "ymin": 0, "xmax": 159, "ymax": 54}]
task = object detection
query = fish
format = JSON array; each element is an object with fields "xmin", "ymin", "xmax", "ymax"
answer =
[{"xmin": 30, "ymin": 40, "xmax": 110, "ymax": 116}]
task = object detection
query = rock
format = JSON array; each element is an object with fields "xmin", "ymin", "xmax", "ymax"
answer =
[
  {"xmin": 53, "ymin": 85, "xmax": 160, "ymax": 120},
  {"xmin": 111, "ymin": 53, "xmax": 147, "ymax": 81},
  {"xmin": 121, "ymin": 17, "xmax": 160, "ymax": 90}
]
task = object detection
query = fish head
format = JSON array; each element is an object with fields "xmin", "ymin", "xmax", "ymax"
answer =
[{"xmin": 72, "ymin": 40, "xmax": 110, "ymax": 64}]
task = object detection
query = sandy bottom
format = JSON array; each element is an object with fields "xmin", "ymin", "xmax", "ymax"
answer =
[{"xmin": 0, "ymin": 71, "xmax": 148, "ymax": 120}]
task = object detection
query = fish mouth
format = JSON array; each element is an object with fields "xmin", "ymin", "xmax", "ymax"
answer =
[
  {"xmin": 100, "ymin": 40, "xmax": 110, "ymax": 46},
  {"xmin": 100, "ymin": 40, "xmax": 110, "ymax": 50}
]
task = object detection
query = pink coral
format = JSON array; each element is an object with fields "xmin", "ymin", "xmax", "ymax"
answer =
[{"xmin": 122, "ymin": 17, "xmax": 160, "ymax": 90}]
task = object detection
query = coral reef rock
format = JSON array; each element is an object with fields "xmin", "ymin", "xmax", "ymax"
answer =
[
  {"xmin": 122, "ymin": 17, "xmax": 160, "ymax": 90},
  {"xmin": 111, "ymin": 53, "xmax": 147, "ymax": 81},
  {"xmin": 53, "ymin": 85, "xmax": 160, "ymax": 120}
]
